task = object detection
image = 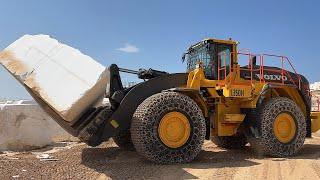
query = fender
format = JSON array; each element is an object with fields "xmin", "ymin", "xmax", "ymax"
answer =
[{"xmin": 247, "ymin": 84, "xmax": 312, "ymax": 138}]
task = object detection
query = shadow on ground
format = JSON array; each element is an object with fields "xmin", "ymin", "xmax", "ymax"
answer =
[
  {"xmin": 289, "ymin": 144, "xmax": 320, "ymax": 160},
  {"xmin": 81, "ymin": 142, "xmax": 320, "ymax": 179},
  {"xmin": 81, "ymin": 146, "xmax": 259, "ymax": 179}
]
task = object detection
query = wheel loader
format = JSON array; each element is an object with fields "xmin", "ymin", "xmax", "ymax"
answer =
[{"xmin": 2, "ymin": 37, "xmax": 320, "ymax": 164}]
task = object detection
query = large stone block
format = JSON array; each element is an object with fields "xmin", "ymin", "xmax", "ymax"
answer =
[
  {"xmin": 0, "ymin": 35, "xmax": 109, "ymax": 122},
  {"xmin": 0, "ymin": 100, "xmax": 77, "ymax": 151}
]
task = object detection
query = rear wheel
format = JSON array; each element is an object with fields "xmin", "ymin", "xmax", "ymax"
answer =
[
  {"xmin": 247, "ymin": 97, "xmax": 306, "ymax": 157},
  {"xmin": 211, "ymin": 134, "xmax": 247, "ymax": 149},
  {"xmin": 131, "ymin": 92, "xmax": 206, "ymax": 164}
]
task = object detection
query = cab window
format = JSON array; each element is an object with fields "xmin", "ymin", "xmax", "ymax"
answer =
[{"xmin": 186, "ymin": 45, "xmax": 213, "ymax": 77}]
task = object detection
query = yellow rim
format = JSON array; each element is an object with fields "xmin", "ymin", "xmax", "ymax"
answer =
[
  {"xmin": 158, "ymin": 111, "xmax": 191, "ymax": 148},
  {"xmin": 273, "ymin": 113, "xmax": 296, "ymax": 143}
]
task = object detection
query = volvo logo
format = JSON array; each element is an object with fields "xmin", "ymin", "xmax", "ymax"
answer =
[{"xmin": 256, "ymin": 74, "xmax": 288, "ymax": 81}]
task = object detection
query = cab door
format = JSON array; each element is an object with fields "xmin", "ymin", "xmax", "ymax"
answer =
[{"xmin": 216, "ymin": 44, "xmax": 232, "ymax": 80}]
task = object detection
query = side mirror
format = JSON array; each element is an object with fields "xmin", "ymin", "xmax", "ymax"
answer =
[
  {"xmin": 206, "ymin": 43, "xmax": 210, "ymax": 51},
  {"xmin": 182, "ymin": 53, "xmax": 186, "ymax": 62}
]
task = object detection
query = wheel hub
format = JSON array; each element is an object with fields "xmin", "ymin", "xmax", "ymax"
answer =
[
  {"xmin": 158, "ymin": 111, "xmax": 191, "ymax": 148},
  {"xmin": 273, "ymin": 113, "xmax": 296, "ymax": 143}
]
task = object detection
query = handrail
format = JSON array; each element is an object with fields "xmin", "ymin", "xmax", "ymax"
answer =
[
  {"xmin": 261, "ymin": 54, "xmax": 301, "ymax": 88},
  {"xmin": 217, "ymin": 52, "xmax": 302, "ymax": 90}
]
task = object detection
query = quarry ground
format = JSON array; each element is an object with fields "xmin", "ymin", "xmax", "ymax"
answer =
[{"xmin": 1, "ymin": 134, "xmax": 320, "ymax": 180}]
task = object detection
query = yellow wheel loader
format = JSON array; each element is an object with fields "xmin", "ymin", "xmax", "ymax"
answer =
[
  {"xmin": 108, "ymin": 38, "xmax": 320, "ymax": 163},
  {"xmin": 2, "ymin": 37, "xmax": 320, "ymax": 164}
]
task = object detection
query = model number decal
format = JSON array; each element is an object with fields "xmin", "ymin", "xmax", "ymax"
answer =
[{"xmin": 231, "ymin": 89, "xmax": 244, "ymax": 97}]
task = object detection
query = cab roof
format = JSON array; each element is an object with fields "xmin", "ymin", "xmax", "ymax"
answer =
[
  {"xmin": 203, "ymin": 38, "xmax": 238, "ymax": 45},
  {"xmin": 188, "ymin": 38, "xmax": 238, "ymax": 50}
]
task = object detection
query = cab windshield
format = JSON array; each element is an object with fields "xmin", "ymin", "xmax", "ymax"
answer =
[
  {"xmin": 186, "ymin": 44, "xmax": 214, "ymax": 78},
  {"xmin": 185, "ymin": 42, "xmax": 232, "ymax": 80}
]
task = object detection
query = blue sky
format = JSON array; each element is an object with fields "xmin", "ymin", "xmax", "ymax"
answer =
[{"xmin": 0, "ymin": 0, "xmax": 319, "ymax": 99}]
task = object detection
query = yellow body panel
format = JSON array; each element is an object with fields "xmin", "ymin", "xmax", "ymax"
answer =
[
  {"xmin": 311, "ymin": 112, "xmax": 320, "ymax": 133},
  {"xmin": 214, "ymin": 103, "xmax": 239, "ymax": 136},
  {"xmin": 225, "ymin": 114, "xmax": 246, "ymax": 123}
]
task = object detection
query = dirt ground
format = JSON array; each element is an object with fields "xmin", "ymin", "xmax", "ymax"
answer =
[{"xmin": 1, "ymin": 134, "xmax": 320, "ymax": 180}]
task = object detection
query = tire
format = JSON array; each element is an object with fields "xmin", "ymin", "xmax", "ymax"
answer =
[
  {"xmin": 247, "ymin": 97, "xmax": 306, "ymax": 157},
  {"xmin": 113, "ymin": 128, "xmax": 135, "ymax": 151},
  {"xmin": 211, "ymin": 134, "xmax": 247, "ymax": 149},
  {"xmin": 131, "ymin": 92, "xmax": 206, "ymax": 164}
]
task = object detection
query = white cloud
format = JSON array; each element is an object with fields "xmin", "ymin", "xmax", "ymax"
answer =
[{"xmin": 117, "ymin": 43, "xmax": 139, "ymax": 53}]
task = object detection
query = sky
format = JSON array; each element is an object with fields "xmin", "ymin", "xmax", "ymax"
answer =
[{"xmin": 0, "ymin": 0, "xmax": 319, "ymax": 99}]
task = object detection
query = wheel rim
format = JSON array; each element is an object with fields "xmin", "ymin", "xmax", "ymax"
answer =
[
  {"xmin": 158, "ymin": 111, "xmax": 191, "ymax": 148},
  {"xmin": 273, "ymin": 113, "xmax": 296, "ymax": 143}
]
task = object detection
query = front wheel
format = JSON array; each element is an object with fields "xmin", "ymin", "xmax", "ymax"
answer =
[{"xmin": 131, "ymin": 92, "xmax": 206, "ymax": 164}]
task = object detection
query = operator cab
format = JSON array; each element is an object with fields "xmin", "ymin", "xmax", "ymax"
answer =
[{"xmin": 183, "ymin": 39, "xmax": 238, "ymax": 80}]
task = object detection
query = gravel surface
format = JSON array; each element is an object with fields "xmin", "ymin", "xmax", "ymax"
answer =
[{"xmin": 1, "ymin": 135, "xmax": 320, "ymax": 180}]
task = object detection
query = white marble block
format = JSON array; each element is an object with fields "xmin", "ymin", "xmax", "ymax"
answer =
[
  {"xmin": 0, "ymin": 35, "xmax": 109, "ymax": 122},
  {"xmin": 0, "ymin": 101, "xmax": 77, "ymax": 151}
]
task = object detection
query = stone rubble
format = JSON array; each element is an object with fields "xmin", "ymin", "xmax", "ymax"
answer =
[{"xmin": 311, "ymin": 82, "xmax": 320, "ymax": 111}]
